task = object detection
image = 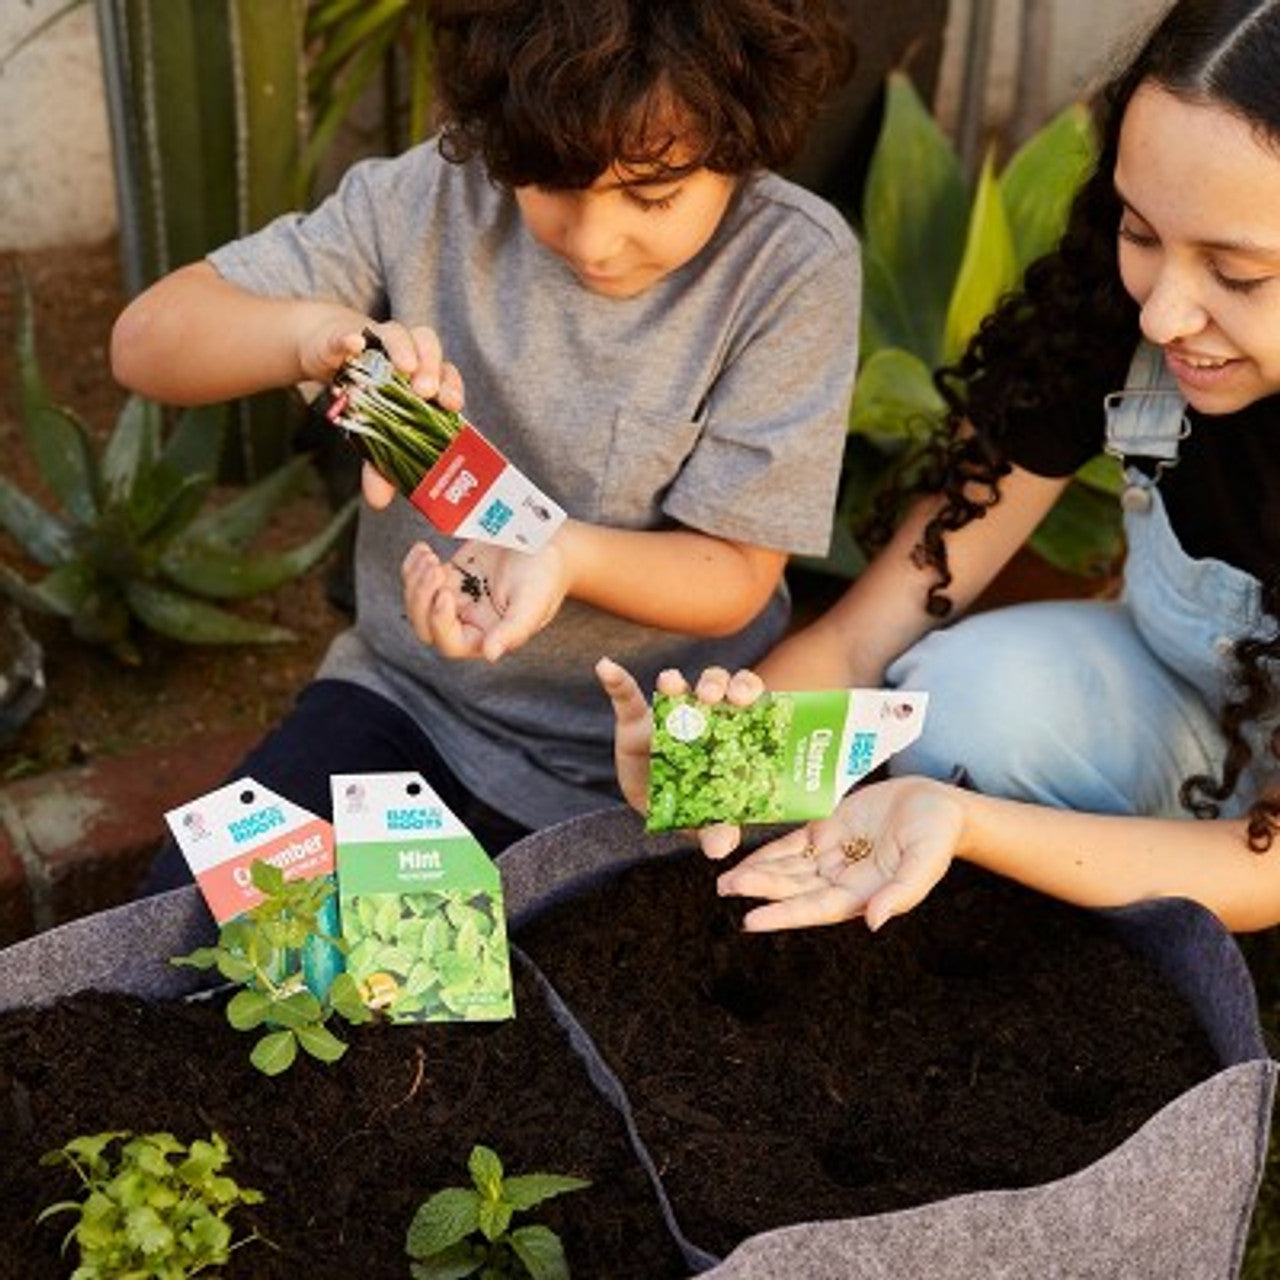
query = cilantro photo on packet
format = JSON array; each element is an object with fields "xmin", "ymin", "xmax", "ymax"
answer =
[{"xmin": 646, "ymin": 688, "xmax": 928, "ymax": 831}]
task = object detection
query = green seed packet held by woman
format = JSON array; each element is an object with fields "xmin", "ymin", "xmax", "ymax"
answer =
[
  {"xmin": 646, "ymin": 689, "xmax": 928, "ymax": 830},
  {"xmin": 331, "ymin": 771, "xmax": 515, "ymax": 1023}
]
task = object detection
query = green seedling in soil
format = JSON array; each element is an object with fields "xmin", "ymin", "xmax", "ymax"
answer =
[
  {"xmin": 39, "ymin": 1129, "xmax": 263, "ymax": 1278},
  {"xmin": 648, "ymin": 692, "xmax": 795, "ymax": 829},
  {"xmin": 344, "ymin": 889, "xmax": 509, "ymax": 1021},
  {"xmin": 172, "ymin": 859, "xmax": 371, "ymax": 1075},
  {"xmin": 405, "ymin": 1143, "xmax": 589, "ymax": 1280}
]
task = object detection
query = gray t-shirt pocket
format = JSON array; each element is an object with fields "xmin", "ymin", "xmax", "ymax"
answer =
[{"xmin": 596, "ymin": 407, "xmax": 703, "ymax": 529}]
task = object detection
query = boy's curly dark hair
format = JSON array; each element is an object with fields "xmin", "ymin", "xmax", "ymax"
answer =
[
  {"xmin": 910, "ymin": 0, "xmax": 1280, "ymax": 847},
  {"xmin": 427, "ymin": 0, "xmax": 855, "ymax": 188}
]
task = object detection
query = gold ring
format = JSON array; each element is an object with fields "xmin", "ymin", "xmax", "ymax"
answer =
[{"xmin": 840, "ymin": 834, "xmax": 873, "ymax": 863}]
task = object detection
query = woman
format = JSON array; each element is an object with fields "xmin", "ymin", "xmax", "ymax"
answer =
[{"xmin": 603, "ymin": 0, "xmax": 1280, "ymax": 934}]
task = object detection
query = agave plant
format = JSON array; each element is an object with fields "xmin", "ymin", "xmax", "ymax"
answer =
[
  {"xmin": 820, "ymin": 71, "xmax": 1122, "ymax": 582},
  {"xmin": 0, "ymin": 275, "xmax": 357, "ymax": 665}
]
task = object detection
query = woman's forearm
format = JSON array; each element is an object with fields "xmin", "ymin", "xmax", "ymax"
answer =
[{"xmin": 956, "ymin": 788, "xmax": 1276, "ymax": 930}]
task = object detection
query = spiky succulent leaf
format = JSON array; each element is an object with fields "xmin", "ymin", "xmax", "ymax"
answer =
[
  {"xmin": 127, "ymin": 464, "xmax": 217, "ymax": 546},
  {"xmin": 181, "ymin": 454, "xmax": 314, "ymax": 551},
  {"xmin": 14, "ymin": 272, "xmax": 100, "ymax": 525},
  {"xmin": 159, "ymin": 405, "xmax": 227, "ymax": 479},
  {"xmin": 0, "ymin": 475, "xmax": 74, "ymax": 567},
  {"xmin": 161, "ymin": 497, "xmax": 357, "ymax": 599},
  {"xmin": 99, "ymin": 396, "xmax": 163, "ymax": 507},
  {"xmin": 124, "ymin": 580, "xmax": 296, "ymax": 645}
]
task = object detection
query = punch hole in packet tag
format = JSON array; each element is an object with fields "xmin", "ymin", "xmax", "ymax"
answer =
[
  {"xmin": 164, "ymin": 777, "xmax": 343, "ymax": 995},
  {"xmin": 646, "ymin": 688, "xmax": 929, "ymax": 831},
  {"xmin": 331, "ymin": 771, "xmax": 515, "ymax": 1024}
]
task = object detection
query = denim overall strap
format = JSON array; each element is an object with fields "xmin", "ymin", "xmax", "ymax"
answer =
[{"xmin": 1103, "ymin": 340, "xmax": 1190, "ymax": 512}]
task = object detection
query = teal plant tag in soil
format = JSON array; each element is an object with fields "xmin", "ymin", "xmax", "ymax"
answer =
[
  {"xmin": 165, "ymin": 778, "xmax": 343, "ymax": 995},
  {"xmin": 331, "ymin": 771, "xmax": 515, "ymax": 1023},
  {"xmin": 325, "ymin": 333, "xmax": 567, "ymax": 552},
  {"xmin": 646, "ymin": 688, "xmax": 929, "ymax": 830}
]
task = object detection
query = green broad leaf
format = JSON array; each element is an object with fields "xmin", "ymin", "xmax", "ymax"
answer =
[
  {"xmin": 123, "ymin": 580, "xmax": 296, "ymax": 645},
  {"xmin": 123, "ymin": 1203, "xmax": 174, "ymax": 1254},
  {"xmin": 249, "ymin": 858, "xmax": 286, "ymax": 895},
  {"xmin": 943, "ymin": 149, "xmax": 1018, "ymax": 366},
  {"xmin": 214, "ymin": 952, "xmax": 256, "ymax": 986},
  {"xmin": 1074, "ymin": 451, "xmax": 1125, "ymax": 496},
  {"xmin": 270, "ymin": 988, "xmax": 325, "ymax": 1030},
  {"xmin": 501, "ymin": 1173, "xmax": 590, "ymax": 1212},
  {"xmin": 329, "ymin": 972, "xmax": 374, "ymax": 1023},
  {"xmin": 251, "ymin": 1028, "xmax": 298, "ymax": 1075},
  {"xmin": 0, "ymin": 474, "xmax": 74, "ymax": 567},
  {"xmin": 226, "ymin": 988, "xmax": 273, "ymax": 1030},
  {"xmin": 406, "ymin": 1187, "xmax": 483, "ymax": 1257},
  {"xmin": 407, "ymin": 1241, "xmax": 485, "ymax": 1280},
  {"xmin": 169, "ymin": 946, "xmax": 221, "ymax": 971},
  {"xmin": 848, "ymin": 347, "xmax": 946, "ymax": 448},
  {"xmin": 469, "ymin": 1145, "xmax": 504, "ymax": 1201},
  {"xmin": 860, "ymin": 71, "xmax": 969, "ymax": 366},
  {"xmin": 1029, "ymin": 479, "xmax": 1124, "ymax": 578},
  {"xmin": 476, "ymin": 1196, "xmax": 513, "ymax": 1243},
  {"xmin": 295, "ymin": 1022, "xmax": 348, "ymax": 1063},
  {"xmin": 1001, "ymin": 101, "xmax": 1097, "ymax": 275},
  {"xmin": 99, "ymin": 397, "xmax": 162, "ymax": 507},
  {"xmin": 160, "ymin": 497, "xmax": 357, "ymax": 599},
  {"xmin": 181, "ymin": 454, "xmax": 313, "ymax": 549},
  {"xmin": 14, "ymin": 272, "xmax": 100, "ymax": 525},
  {"xmin": 509, "ymin": 1224, "xmax": 571, "ymax": 1280}
]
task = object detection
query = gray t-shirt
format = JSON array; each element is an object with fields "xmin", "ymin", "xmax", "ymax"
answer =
[{"xmin": 209, "ymin": 142, "xmax": 861, "ymax": 827}]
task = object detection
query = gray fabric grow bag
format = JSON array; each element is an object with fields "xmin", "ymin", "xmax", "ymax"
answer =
[
  {"xmin": 1, "ymin": 805, "xmax": 1274, "ymax": 1280},
  {"xmin": 499, "ymin": 806, "xmax": 1278, "ymax": 1280}
]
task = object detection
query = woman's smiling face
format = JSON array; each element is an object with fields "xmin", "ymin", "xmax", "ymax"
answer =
[{"xmin": 1115, "ymin": 82, "xmax": 1280, "ymax": 414}]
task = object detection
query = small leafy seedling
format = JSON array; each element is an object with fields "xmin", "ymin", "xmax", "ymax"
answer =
[
  {"xmin": 172, "ymin": 858, "xmax": 371, "ymax": 1075},
  {"xmin": 39, "ymin": 1130, "xmax": 263, "ymax": 1278},
  {"xmin": 405, "ymin": 1144, "xmax": 590, "ymax": 1280}
]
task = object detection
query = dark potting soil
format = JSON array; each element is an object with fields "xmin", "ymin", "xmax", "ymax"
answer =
[
  {"xmin": 513, "ymin": 851, "xmax": 1224, "ymax": 1262},
  {"xmin": 0, "ymin": 963, "xmax": 688, "ymax": 1280}
]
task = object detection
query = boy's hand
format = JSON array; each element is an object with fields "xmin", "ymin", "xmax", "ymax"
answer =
[
  {"xmin": 400, "ymin": 537, "xmax": 569, "ymax": 662},
  {"xmin": 595, "ymin": 658, "xmax": 765, "ymax": 860},
  {"xmin": 715, "ymin": 775, "xmax": 963, "ymax": 932}
]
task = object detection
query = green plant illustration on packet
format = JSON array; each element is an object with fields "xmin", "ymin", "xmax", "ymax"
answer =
[
  {"xmin": 647, "ymin": 688, "xmax": 928, "ymax": 830},
  {"xmin": 331, "ymin": 771, "xmax": 515, "ymax": 1023}
]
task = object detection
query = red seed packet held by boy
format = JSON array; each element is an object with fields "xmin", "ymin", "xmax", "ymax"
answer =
[{"xmin": 325, "ymin": 333, "xmax": 566, "ymax": 552}]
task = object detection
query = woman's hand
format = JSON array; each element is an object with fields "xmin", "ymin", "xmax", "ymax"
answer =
[
  {"xmin": 716, "ymin": 775, "xmax": 965, "ymax": 932},
  {"xmin": 595, "ymin": 658, "xmax": 765, "ymax": 859}
]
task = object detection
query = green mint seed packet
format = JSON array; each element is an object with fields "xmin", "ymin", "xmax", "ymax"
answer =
[
  {"xmin": 646, "ymin": 688, "xmax": 928, "ymax": 831},
  {"xmin": 331, "ymin": 771, "xmax": 514, "ymax": 1023}
]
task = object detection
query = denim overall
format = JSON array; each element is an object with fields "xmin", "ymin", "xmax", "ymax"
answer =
[{"xmin": 887, "ymin": 342, "xmax": 1274, "ymax": 818}]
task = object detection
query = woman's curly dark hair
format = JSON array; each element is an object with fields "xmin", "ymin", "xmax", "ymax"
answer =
[
  {"xmin": 908, "ymin": 0, "xmax": 1280, "ymax": 847},
  {"xmin": 427, "ymin": 0, "xmax": 855, "ymax": 188}
]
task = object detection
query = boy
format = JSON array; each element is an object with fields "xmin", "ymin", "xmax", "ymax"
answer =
[{"xmin": 111, "ymin": 0, "xmax": 862, "ymax": 879}]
